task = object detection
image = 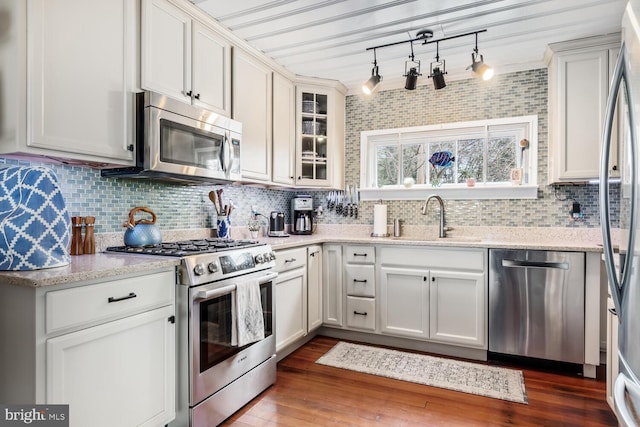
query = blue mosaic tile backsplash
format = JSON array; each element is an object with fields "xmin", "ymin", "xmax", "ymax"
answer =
[{"xmin": 0, "ymin": 68, "xmax": 618, "ymax": 233}]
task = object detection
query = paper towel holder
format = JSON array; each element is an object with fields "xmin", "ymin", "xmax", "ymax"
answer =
[{"xmin": 371, "ymin": 200, "xmax": 390, "ymax": 237}]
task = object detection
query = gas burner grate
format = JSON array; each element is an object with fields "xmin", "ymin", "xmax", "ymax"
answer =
[{"xmin": 106, "ymin": 238, "xmax": 263, "ymax": 256}]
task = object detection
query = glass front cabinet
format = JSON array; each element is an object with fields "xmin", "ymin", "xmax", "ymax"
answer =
[{"xmin": 295, "ymin": 84, "xmax": 344, "ymax": 188}]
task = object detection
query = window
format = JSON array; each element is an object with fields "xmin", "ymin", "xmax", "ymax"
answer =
[{"xmin": 359, "ymin": 116, "xmax": 538, "ymax": 200}]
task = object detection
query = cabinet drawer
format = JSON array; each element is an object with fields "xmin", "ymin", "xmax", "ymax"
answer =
[
  {"xmin": 275, "ymin": 247, "xmax": 307, "ymax": 273},
  {"xmin": 345, "ymin": 265, "xmax": 375, "ymax": 297},
  {"xmin": 46, "ymin": 270, "xmax": 175, "ymax": 334},
  {"xmin": 346, "ymin": 296, "xmax": 375, "ymax": 331},
  {"xmin": 379, "ymin": 246, "xmax": 485, "ymax": 271},
  {"xmin": 345, "ymin": 245, "xmax": 375, "ymax": 264}
]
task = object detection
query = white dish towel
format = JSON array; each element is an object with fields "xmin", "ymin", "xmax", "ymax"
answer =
[{"xmin": 234, "ymin": 279, "xmax": 265, "ymax": 347}]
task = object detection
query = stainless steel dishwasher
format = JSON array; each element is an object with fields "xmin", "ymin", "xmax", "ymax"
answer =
[{"xmin": 489, "ymin": 249, "xmax": 585, "ymax": 364}]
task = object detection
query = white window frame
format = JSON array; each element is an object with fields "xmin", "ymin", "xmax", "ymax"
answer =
[{"xmin": 359, "ymin": 115, "xmax": 539, "ymax": 200}]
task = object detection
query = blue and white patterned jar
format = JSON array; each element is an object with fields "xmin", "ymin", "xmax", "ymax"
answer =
[{"xmin": 217, "ymin": 215, "xmax": 230, "ymax": 239}]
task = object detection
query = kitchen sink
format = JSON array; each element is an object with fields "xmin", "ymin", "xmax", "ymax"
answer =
[{"xmin": 393, "ymin": 235, "xmax": 484, "ymax": 243}]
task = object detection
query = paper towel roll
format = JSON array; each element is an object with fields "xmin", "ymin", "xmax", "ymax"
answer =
[{"xmin": 372, "ymin": 204, "xmax": 388, "ymax": 236}]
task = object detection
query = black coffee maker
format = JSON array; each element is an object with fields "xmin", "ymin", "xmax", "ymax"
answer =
[
  {"xmin": 268, "ymin": 211, "xmax": 288, "ymax": 237},
  {"xmin": 291, "ymin": 196, "xmax": 313, "ymax": 235}
]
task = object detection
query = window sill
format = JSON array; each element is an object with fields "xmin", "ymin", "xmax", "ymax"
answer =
[{"xmin": 359, "ymin": 184, "xmax": 539, "ymax": 201}]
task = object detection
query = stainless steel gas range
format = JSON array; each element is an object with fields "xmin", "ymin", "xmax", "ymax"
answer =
[{"xmin": 107, "ymin": 238, "xmax": 277, "ymax": 427}]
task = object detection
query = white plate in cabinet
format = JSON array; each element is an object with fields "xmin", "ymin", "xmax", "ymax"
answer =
[
  {"xmin": 346, "ymin": 296, "xmax": 375, "ymax": 331},
  {"xmin": 46, "ymin": 271, "xmax": 175, "ymax": 334},
  {"xmin": 345, "ymin": 265, "xmax": 375, "ymax": 297},
  {"xmin": 274, "ymin": 247, "xmax": 307, "ymax": 273},
  {"xmin": 345, "ymin": 246, "xmax": 375, "ymax": 264}
]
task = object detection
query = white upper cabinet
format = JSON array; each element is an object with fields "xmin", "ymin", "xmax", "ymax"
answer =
[
  {"xmin": 547, "ymin": 34, "xmax": 621, "ymax": 183},
  {"xmin": 233, "ymin": 49, "xmax": 273, "ymax": 182},
  {"xmin": 272, "ymin": 72, "xmax": 296, "ymax": 186},
  {"xmin": 295, "ymin": 83, "xmax": 345, "ymax": 189},
  {"xmin": 142, "ymin": 0, "xmax": 231, "ymax": 116},
  {"xmin": 0, "ymin": 0, "xmax": 138, "ymax": 164}
]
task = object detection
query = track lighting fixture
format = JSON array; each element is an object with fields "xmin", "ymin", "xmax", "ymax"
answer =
[
  {"xmin": 428, "ymin": 41, "xmax": 447, "ymax": 90},
  {"xmin": 404, "ymin": 41, "xmax": 421, "ymax": 90},
  {"xmin": 364, "ymin": 29, "xmax": 491, "ymax": 94},
  {"xmin": 362, "ymin": 48, "xmax": 382, "ymax": 95},
  {"xmin": 468, "ymin": 33, "xmax": 494, "ymax": 80}
]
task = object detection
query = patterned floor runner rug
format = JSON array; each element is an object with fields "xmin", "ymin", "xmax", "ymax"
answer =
[{"xmin": 316, "ymin": 341, "xmax": 528, "ymax": 404}]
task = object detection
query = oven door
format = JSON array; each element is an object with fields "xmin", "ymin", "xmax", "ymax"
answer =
[
  {"xmin": 146, "ymin": 105, "xmax": 241, "ymax": 181},
  {"xmin": 190, "ymin": 270, "xmax": 276, "ymax": 405}
]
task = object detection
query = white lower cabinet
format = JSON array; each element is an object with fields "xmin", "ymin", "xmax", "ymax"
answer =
[
  {"xmin": 378, "ymin": 246, "xmax": 488, "ymax": 349},
  {"xmin": 274, "ymin": 247, "xmax": 308, "ymax": 352},
  {"xmin": 307, "ymin": 245, "xmax": 323, "ymax": 332},
  {"xmin": 47, "ymin": 305, "xmax": 175, "ymax": 427},
  {"xmin": 429, "ymin": 270, "xmax": 486, "ymax": 347},
  {"xmin": 275, "ymin": 265, "xmax": 307, "ymax": 351},
  {"xmin": 274, "ymin": 245, "xmax": 324, "ymax": 356},
  {"xmin": 380, "ymin": 266, "xmax": 430, "ymax": 339},
  {"xmin": 0, "ymin": 269, "xmax": 176, "ymax": 427},
  {"xmin": 322, "ymin": 244, "xmax": 343, "ymax": 327}
]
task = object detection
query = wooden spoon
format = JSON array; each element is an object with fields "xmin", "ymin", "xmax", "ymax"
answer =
[{"xmin": 208, "ymin": 191, "xmax": 220, "ymax": 215}]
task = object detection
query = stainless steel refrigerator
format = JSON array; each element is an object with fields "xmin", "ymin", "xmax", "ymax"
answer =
[{"xmin": 601, "ymin": 1, "xmax": 640, "ymax": 425}]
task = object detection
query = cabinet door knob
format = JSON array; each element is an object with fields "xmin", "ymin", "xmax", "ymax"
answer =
[
  {"xmin": 195, "ymin": 93, "xmax": 201, "ymax": 100},
  {"xmin": 186, "ymin": 90, "xmax": 193, "ymax": 97}
]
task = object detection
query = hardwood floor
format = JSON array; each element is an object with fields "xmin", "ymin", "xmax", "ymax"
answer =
[{"xmin": 222, "ymin": 336, "xmax": 617, "ymax": 426}]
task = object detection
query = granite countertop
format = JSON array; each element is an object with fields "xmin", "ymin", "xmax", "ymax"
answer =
[
  {"xmin": 260, "ymin": 224, "xmax": 612, "ymax": 253},
  {"xmin": 0, "ymin": 253, "xmax": 180, "ymax": 288},
  {"xmin": 0, "ymin": 225, "xmax": 614, "ymax": 288}
]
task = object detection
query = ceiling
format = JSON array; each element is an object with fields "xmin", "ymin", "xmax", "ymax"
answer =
[{"xmin": 192, "ymin": 0, "xmax": 627, "ymax": 94}]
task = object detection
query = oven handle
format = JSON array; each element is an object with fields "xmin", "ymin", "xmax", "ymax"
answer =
[{"xmin": 195, "ymin": 271, "xmax": 278, "ymax": 300}]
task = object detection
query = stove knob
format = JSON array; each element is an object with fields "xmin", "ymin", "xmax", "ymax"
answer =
[
  {"xmin": 193, "ymin": 263, "xmax": 205, "ymax": 276},
  {"xmin": 269, "ymin": 252, "xmax": 276, "ymax": 261},
  {"xmin": 254, "ymin": 253, "xmax": 265, "ymax": 264},
  {"xmin": 208, "ymin": 262, "xmax": 218, "ymax": 273}
]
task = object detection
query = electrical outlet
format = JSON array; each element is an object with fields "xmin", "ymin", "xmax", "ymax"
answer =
[{"xmin": 569, "ymin": 201, "xmax": 584, "ymax": 221}]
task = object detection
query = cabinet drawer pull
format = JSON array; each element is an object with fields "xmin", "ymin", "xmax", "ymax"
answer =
[
  {"xmin": 609, "ymin": 307, "xmax": 618, "ymax": 316},
  {"xmin": 284, "ymin": 258, "xmax": 296, "ymax": 263},
  {"xmin": 108, "ymin": 292, "xmax": 137, "ymax": 303},
  {"xmin": 353, "ymin": 253, "xmax": 368, "ymax": 257},
  {"xmin": 353, "ymin": 310, "xmax": 368, "ymax": 316},
  {"xmin": 353, "ymin": 279, "xmax": 367, "ymax": 283}
]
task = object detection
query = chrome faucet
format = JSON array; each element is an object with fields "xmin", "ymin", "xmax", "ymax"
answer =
[{"xmin": 421, "ymin": 194, "xmax": 447, "ymax": 238}]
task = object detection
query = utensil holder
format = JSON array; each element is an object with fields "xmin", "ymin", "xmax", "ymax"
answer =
[{"xmin": 217, "ymin": 215, "xmax": 231, "ymax": 239}]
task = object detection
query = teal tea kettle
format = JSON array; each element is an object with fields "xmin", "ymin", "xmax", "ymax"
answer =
[{"xmin": 123, "ymin": 206, "xmax": 162, "ymax": 247}]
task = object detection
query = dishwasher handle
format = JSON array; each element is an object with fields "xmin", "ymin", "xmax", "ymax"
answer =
[{"xmin": 502, "ymin": 259, "xmax": 569, "ymax": 270}]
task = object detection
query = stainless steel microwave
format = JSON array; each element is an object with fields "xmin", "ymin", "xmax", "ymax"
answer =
[{"xmin": 102, "ymin": 91, "xmax": 241, "ymax": 183}]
